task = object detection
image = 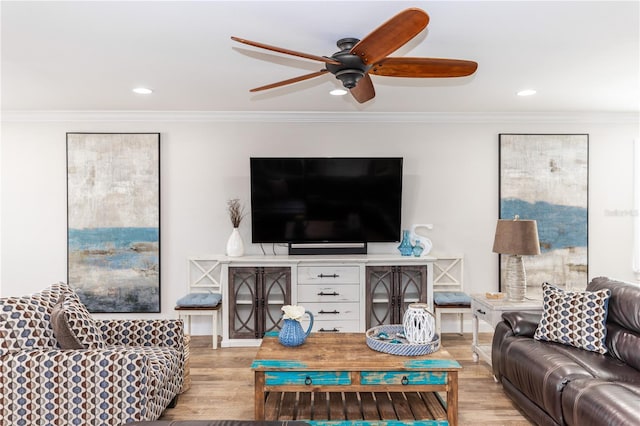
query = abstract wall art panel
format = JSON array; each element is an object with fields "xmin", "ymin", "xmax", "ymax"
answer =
[
  {"xmin": 67, "ymin": 133, "xmax": 160, "ymax": 312},
  {"xmin": 499, "ymin": 134, "xmax": 588, "ymax": 296}
]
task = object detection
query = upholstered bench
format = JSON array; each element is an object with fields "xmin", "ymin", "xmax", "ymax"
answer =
[
  {"xmin": 434, "ymin": 290, "xmax": 472, "ymax": 335},
  {"xmin": 175, "ymin": 292, "xmax": 222, "ymax": 349}
]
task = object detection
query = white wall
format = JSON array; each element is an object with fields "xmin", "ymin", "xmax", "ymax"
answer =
[{"xmin": 1, "ymin": 114, "xmax": 638, "ymax": 333}]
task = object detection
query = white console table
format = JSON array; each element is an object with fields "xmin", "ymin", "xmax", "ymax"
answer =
[
  {"xmin": 470, "ymin": 294, "xmax": 543, "ymax": 364},
  {"xmin": 188, "ymin": 254, "xmax": 436, "ymax": 347}
]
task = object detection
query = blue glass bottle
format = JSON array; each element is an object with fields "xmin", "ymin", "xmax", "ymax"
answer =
[
  {"xmin": 397, "ymin": 230, "xmax": 413, "ymax": 256},
  {"xmin": 412, "ymin": 240, "xmax": 425, "ymax": 257}
]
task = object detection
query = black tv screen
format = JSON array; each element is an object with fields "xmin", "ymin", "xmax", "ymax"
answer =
[{"xmin": 250, "ymin": 157, "xmax": 403, "ymax": 244}]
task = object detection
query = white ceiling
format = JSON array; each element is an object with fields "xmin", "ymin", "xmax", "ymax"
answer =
[{"xmin": 2, "ymin": 1, "xmax": 639, "ymax": 114}]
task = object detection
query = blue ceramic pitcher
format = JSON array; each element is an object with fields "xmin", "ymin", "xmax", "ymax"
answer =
[{"xmin": 278, "ymin": 311, "xmax": 314, "ymax": 347}]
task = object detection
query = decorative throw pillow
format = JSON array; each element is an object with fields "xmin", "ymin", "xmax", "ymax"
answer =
[
  {"xmin": 0, "ymin": 296, "xmax": 57, "ymax": 356},
  {"xmin": 50, "ymin": 294, "xmax": 106, "ymax": 350},
  {"xmin": 38, "ymin": 282, "xmax": 78, "ymax": 310},
  {"xmin": 534, "ymin": 282, "xmax": 611, "ymax": 354},
  {"xmin": 50, "ymin": 296, "xmax": 84, "ymax": 349}
]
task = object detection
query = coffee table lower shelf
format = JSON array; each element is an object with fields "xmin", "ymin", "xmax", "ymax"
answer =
[{"xmin": 264, "ymin": 390, "xmax": 449, "ymax": 425}]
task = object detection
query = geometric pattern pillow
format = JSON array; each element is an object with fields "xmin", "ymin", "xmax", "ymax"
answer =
[
  {"xmin": 534, "ymin": 282, "xmax": 611, "ymax": 354},
  {"xmin": 0, "ymin": 296, "xmax": 57, "ymax": 356},
  {"xmin": 52, "ymin": 293, "xmax": 106, "ymax": 349},
  {"xmin": 38, "ymin": 281, "xmax": 78, "ymax": 310}
]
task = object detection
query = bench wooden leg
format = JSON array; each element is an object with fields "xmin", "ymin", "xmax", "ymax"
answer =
[
  {"xmin": 212, "ymin": 309, "xmax": 218, "ymax": 349},
  {"xmin": 175, "ymin": 308, "xmax": 220, "ymax": 349}
]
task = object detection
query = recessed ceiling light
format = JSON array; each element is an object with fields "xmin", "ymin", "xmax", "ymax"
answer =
[
  {"xmin": 330, "ymin": 88, "xmax": 348, "ymax": 96},
  {"xmin": 132, "ymin": 87, "xmax": 153, "ymax": 95},
  {"xmin": 517, "ymin": 89, "xmax": 537, "ymax": 97}
]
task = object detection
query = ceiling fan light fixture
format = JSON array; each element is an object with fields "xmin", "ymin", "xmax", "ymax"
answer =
[
  {"xmin": 334, "ymin": 69, "xmax": 364, "ymax": 89},
  {"xmin": 517, "ymin": 89, "xmax": 537, "ymax": 97},
  {"xmin": 330, "ymin": 88, "xmax": 348, "ymax": 96},
  {"xmin": 133, "ymin": 87, "xmax": 153, "ymax": 95}
]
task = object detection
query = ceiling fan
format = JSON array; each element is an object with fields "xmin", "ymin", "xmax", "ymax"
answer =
[{"xmin": 231, "ymin": 8, "xmax": 478, "ymax": 103}]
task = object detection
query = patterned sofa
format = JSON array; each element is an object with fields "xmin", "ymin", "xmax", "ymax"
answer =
[{"xmin": 0, "ymin": 282, "xmax": 185, "ymax": 426}]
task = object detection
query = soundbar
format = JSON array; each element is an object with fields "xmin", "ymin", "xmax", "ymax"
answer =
[{"xmin": 288, "ymin": 242, "xmax": 367, "ymax": 255}]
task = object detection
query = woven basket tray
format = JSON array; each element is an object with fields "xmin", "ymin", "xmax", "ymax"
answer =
[{"xmin": 366, "ymin": 325, "xmax": 440, "ymax": 356}]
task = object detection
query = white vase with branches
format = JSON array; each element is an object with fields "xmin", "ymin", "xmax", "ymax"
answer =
[{"xmin": 226, "ymin": 199, "xmax": 246, "ymax": 257}]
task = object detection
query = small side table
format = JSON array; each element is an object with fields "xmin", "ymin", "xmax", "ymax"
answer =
[{"xmin": 471, "ymin": 294, "xmax": 542, "ymax": 364}]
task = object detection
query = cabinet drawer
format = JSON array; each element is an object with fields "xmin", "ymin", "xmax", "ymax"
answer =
[
  {"xmin": 265, "ymin": 371, "xmax": 351, "ymax": 386},
  {"xmin": 304, "ymin": 302, "xmax": 360, "ymax": 320},
  {"xmin": 297, "ymin": 284, "xmax": 360, "ymax": 302},
  {"xmin": 471, "ymin": 300, "xmax": 491, "ymax": 323},
  {"xmin": 297, "ymin": 266, "xmax": 360, "ymax": 284},
  {"xmin": 302, "ymin": 319, "xmax": 360, "ymax": 333},
  {"xmin": 360, "ymin": 371, "xmax": 447, "ymax": 386}
]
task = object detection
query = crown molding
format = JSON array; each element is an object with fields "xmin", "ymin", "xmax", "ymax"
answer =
[{"xmin": 2, "ymin": 110, "xmax": 638, "ymax": 124}]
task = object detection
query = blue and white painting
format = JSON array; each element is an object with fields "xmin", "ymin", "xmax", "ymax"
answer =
[
  {"xmin": 67, "ymin": 133, "xmax": 160, "ymax": 312},
  {"xmin": 499, "ymin": 134, "xmax": 588, "ymax": 295}
]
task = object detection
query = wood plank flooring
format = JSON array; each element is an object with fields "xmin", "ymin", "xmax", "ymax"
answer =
[{"xmin": 159, "ymin": 333, "xmax": 534, "ymax": 425}]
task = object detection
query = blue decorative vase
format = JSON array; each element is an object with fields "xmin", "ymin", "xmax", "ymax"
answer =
[
  {"xmin": 278, "ymin": 311, "xmax": 314, "ymax": 347},
  {"xmin": 412, "ymin": 240, "xmax": 425, "ymax": 257},
  {"xmin": 397, "ymin": 229, "xmax": 413, "ymax": 256}
]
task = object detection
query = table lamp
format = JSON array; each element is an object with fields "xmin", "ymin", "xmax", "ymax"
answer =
[{"xmin": 492, "ymin": 215, "xmax": 541, "ymax": 301}]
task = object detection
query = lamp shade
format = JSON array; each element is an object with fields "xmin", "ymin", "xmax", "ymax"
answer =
[{"xmin": 492, "ymin": 218, "xmax": 541, "ymax": 255}]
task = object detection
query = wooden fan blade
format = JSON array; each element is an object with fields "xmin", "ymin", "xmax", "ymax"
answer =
[
  {"xmin": 350, "ymin": 74, "xmax": 375, "ymax": 103},
  {"xmin": 350, "ymin": 8, "xmax": 429, "ymax": 65},
  {"xmin": 231, "ymin": 36, "xmax": 340, "ymax": 65},
  {"xmin": 249, "ymin": 69, "xmax": 329, "ymax": 92},
  {"xmin": 370, "ymin": 57, "xmax": 478, "ymax": 77}
]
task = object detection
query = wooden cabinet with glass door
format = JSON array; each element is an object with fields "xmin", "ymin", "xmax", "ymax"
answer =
[
  {"xmin": 366, "ymin": 265, "xmax": 428, "ymax": 328},
  {"xmin": 228, "ymin": 266, "xmax": 291, "ymax": 339}
]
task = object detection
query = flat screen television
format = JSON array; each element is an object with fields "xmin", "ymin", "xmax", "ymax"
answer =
[{"xmin": 250, "ymin": 157, "xmax": 403, "ymax": 254}]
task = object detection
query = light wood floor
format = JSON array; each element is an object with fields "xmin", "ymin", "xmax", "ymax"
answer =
[{"xmin": 160, "ymin": 333, "xmax": 534, "ymax": 425}]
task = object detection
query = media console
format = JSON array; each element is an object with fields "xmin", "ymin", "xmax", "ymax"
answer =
[{"xmin": 186, "ymin": 254, "xmax": 436, "ymax": 347}]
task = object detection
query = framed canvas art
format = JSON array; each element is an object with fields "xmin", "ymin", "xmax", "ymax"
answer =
[
  {"xmin": 67, "ymin": 133, "xmax": 160, "ymax": 313},
  {"xmin": 498, "ymin": 134, "xmax": 588, "ymax": 297}
]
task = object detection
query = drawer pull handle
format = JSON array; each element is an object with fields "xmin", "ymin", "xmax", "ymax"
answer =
[
  {"xmin": 318, "ymin": 273, "xmax": 340, "ymax": 278},
  {"xmin": 318, "ymin": 291, "xmax": 339, "ymax": 296},
  {"xmin": 401, "ymin": 376, "xmax": 409, "ymax": 385},
  {"xmin": 304, "ymin": 376, "xmax": 312, "ymax": 385},
  {"xmin": 476, "ymin": 309, "xmax": 486, "ymax": 315},
  {"xmin": 318, "ymin": 310, "xmax": 340, "ymax": 315},
  {"xmin": 318, "ymin": 327, "xmax": 339, "ymax": 332}
]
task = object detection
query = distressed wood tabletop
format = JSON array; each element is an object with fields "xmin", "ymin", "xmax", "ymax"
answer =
[{"xmin": 252, "ymin": 332, "xmax": 461, "ymax": 371}]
